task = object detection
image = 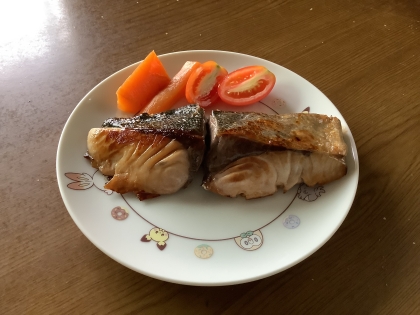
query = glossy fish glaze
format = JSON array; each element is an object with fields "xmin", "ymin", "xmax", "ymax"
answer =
[
  {"xmin": 101, "ymin": 105, "xmax": 206, "ymax": 171},
  {"xmin": 203, "ymin": 110, "xmax": 348, "ymax": 199},
  {"xmin": 86, "ymin": 105, "xmax": 206, "ymax": 198}
]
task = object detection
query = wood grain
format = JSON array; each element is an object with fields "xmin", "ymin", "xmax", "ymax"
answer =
[{"xmin": 1, "ymin": 0, "xmax": 419, "ymax": 314}]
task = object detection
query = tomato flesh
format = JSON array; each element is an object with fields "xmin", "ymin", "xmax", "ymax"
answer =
[
  {"xmin": 218, "ymin": 66, "xmax": 276, "ymax": 106},
  {"xmin": 186, "ymin": 61, "xmax": 228, "ymax": 107}
]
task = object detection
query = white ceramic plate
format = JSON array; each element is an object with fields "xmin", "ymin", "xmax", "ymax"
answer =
[{"xmin": 56, "ymin": 50, "xmax": 359, "ymax": 286}]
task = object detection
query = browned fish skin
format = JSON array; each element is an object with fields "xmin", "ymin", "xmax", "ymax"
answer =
[
  {"xmin": 86, "ymin": 105, "xmax": 206, "ymax": 196},
  {"xmin": 101, "ymin": 104, "xmax": 206, "ymax": 172},
  {"xmin": 203, "ymin": 110, "xmax": 348, "ymax": 199}
]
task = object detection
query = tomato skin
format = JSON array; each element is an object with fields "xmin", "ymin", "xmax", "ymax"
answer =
[
  {"xmin": 185, "ymin": 61, "xmax": 228, "ymax": 107},
  {"xmin": 218, "ymin": 66, "xmax": 276, "ymax": 106}
]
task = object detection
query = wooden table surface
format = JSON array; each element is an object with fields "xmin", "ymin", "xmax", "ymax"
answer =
[{"xmin": 1, "ymin": 0, "xmax": 419, "ymax": 314}]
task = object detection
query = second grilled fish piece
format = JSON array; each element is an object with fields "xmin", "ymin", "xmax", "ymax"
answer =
[
  {"xmin": 203, "ymin": 110, "xmax": 347, "ymax": 199},
  {"xmin": 86, "ymin": 105, "xmax": 206, "ymax": 198}
]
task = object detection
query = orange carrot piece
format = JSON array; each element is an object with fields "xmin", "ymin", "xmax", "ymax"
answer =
[
  {"xmin": 142, "ymin": 61, "xmax": 201, "ymax": 114},
  {"xmin": 116, "ymin": 51, "xmax": 171, "ymax": 114}
]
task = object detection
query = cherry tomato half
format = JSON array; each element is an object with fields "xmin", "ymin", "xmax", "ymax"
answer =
[
  {"xmin": 218, "ymin": 66, "xmax": 276, "ymax": 106},
  {"xmin": 185, "ymin": 61, "xmax": 228, "ymax": 107}
]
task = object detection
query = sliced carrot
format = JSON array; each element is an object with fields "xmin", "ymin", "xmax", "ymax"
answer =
[
  {"xmin": 116, "ymin": 51, "xmax": 171, "ymax": 114},
  {"xmin": 142, "ymin": 61, "xmax": 201, "ymax": 114}
]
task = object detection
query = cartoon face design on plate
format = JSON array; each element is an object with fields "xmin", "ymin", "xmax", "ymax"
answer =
[
  {"xmin": 234, "ymin": 230, "xmax": 263, "ymax": 251},
  {"xmin": 65, "ymin": 171, "xmax": 113, "ymax": 195},
  {"xmin": 297, "ymin": 184, "xmax": 325, "ymax": 202},
  {"xmin": 141, "ymin": 227, "xmax": 169, "ymax": 251}
]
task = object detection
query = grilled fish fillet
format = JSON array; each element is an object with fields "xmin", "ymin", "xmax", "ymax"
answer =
[
  {"xmin": 86, "ymin": 105, "xmax": 206, "ymax": 197},
  {"xmin": 203, "ymin": 110, "xmax": 347, "ymax": 199}
]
